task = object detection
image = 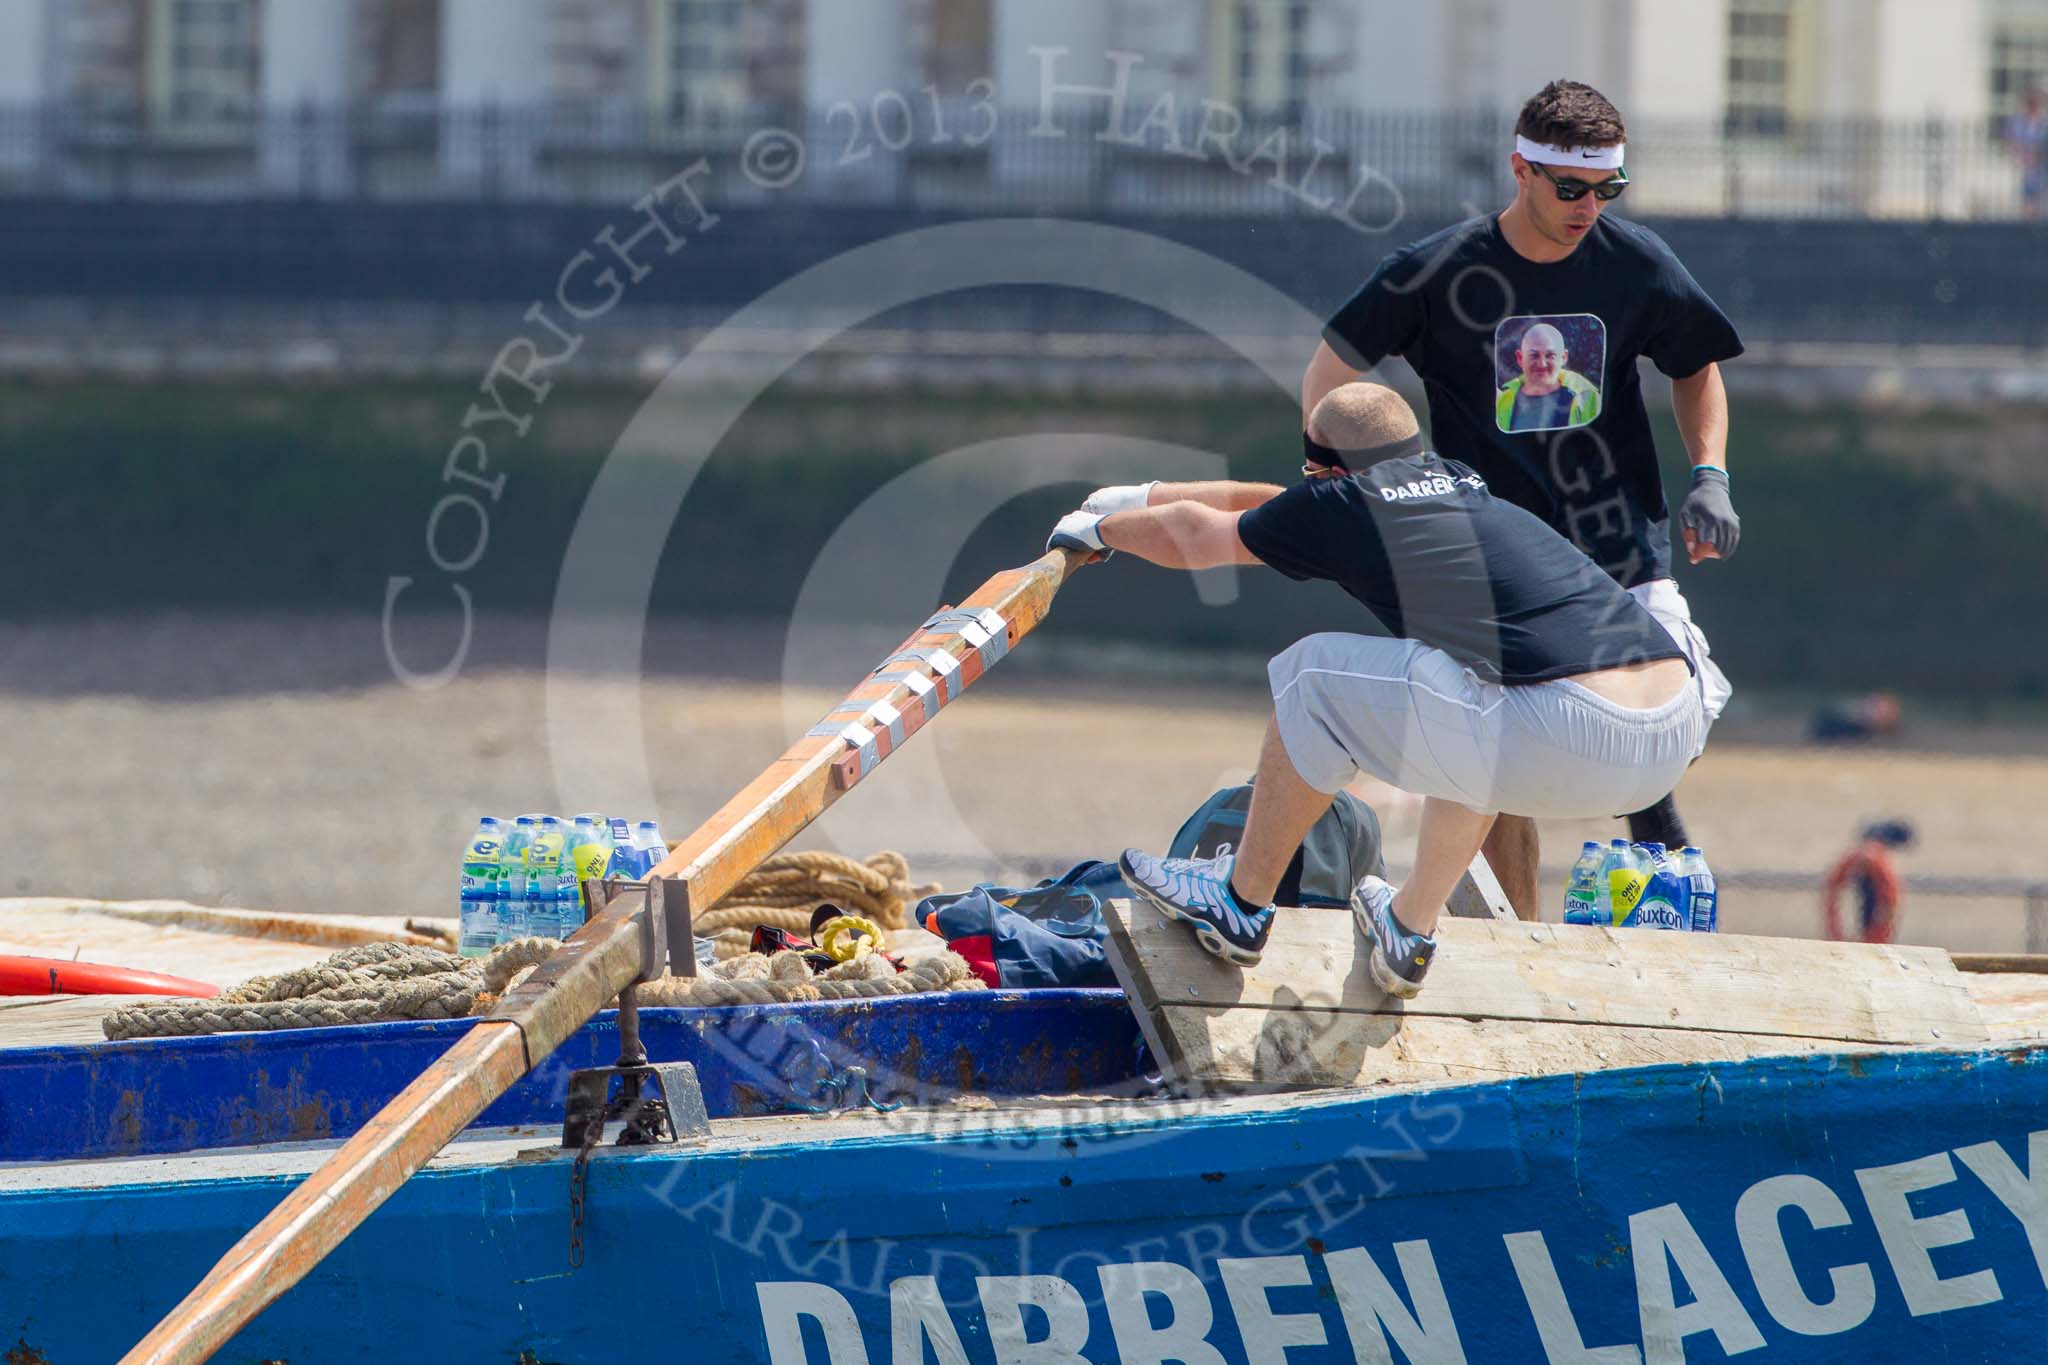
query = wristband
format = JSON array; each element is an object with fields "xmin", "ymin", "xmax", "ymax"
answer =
[
  {"xmin": 1081, "ymin": 482, "xmax": 1156, "ymax": 516},
  {"xmin": 1692, "ymin": 465, "xmax": 1728, "ymax": 483}
]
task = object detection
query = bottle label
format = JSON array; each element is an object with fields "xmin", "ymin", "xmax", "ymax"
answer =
[
  {"xmin": 1630, "ymin": 896, "xmax": 1686, "ymax": 930},
  {"xmin": 1606, "ymin": 870, "xmax": 1648, "ymax": 922}
]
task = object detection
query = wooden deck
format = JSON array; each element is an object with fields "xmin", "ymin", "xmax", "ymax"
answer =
[
  {"xmin": 1104, "ymin": 900, "xmax": 2048, "ymax": 1091},
  {"xmin": 0, "ymin": 899, "xmax": 455, "ymax": 1049},
  {"xmin": 9, "ymin": 897, "xmax": 2048, "ymax": 1097}
]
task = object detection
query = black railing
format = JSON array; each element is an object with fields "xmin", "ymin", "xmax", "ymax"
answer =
[{"xmin": 0, "ymin": 101, "xmax": 2043, "ymax": 221}]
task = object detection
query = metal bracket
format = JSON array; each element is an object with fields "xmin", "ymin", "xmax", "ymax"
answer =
[
  {"xmin": 561, "ymin": 1060, "xmax": 711, "ymax": 1149},
  {"xmin": 652, "ymin": 875, "xmax": 698, "ymax": 979},
  {"xmin": 578, "ymin": 875, "xmax": 697, "ymax": 982}
]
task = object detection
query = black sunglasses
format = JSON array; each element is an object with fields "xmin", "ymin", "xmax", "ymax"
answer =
[{"xmin": 1528, "ymin": 161, "xmax": 1629, "ymax": 202}]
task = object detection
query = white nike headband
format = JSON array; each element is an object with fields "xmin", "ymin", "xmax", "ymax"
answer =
[{"xmin": 1515, "ymin": 135, "xmax": 1625, "ymax": 170}]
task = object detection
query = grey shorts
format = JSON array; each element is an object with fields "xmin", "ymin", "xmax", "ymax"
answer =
[{"xmin": 1268, "ymin": 633, "xmax": 1707, "ymax": 818}]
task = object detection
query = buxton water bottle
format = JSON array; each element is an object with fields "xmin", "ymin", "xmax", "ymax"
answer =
[
  {"xmin": 1602, "ymin": 838, "xmax": 1649, "ymax": 926},
  {"xmin": 1562, "ymin": 841, "xmax": 1606, "ymax": 924},
  {"xmin": 499, "ymin": 815, "xmax": 537, "ymax": 941},
  {"xmin": 1681, "ymin": 846, "xmax": 1719, "ymax": 933},
  {"xmin": 563, "ymin": 814, "xmax": 614, "ymax": 922},
  {"xmin": 605, "ymin": 816, "xmax": 638, "ymax": 877},
  {"xmin": 631, "ymin": 820, "xmax": 667, "ymax": 877},
  {"xmin": 457, "ymin": 816, "xmax": 506, "ymax": 958},
  {"xmin": 1631, "ymin": 843, "xmax": 1689, "ymax": 930},
  {"xmin": 523, "ymin": 816, "xmax": 568, "ymax": 940}
]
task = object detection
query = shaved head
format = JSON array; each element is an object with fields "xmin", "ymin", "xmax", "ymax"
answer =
[
  {"xmin": 1309, "ymin": 382, "xmax": 1421, "ymax": 450},
  {"xmin": 1515, "ymin": 323, "xmax": 1568, "ymax": 395}
]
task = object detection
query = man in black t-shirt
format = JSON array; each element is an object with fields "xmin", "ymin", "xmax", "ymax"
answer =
[
  {"xmin": 1047, "ymin": 383, "xmax": 1703, "ymax": 996},
  {"xmin": 1298, "ymin": 79, "xmax": 1742, "ymax": 920}
]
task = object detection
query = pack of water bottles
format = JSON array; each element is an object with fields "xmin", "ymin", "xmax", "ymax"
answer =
[
  {"xmin": 1562, "ymin": 839, "xmax": 1718, "ymax": 932},
  {"xmin": 457, "ymin": 814, "xmax": 668, "ymax": 957}
]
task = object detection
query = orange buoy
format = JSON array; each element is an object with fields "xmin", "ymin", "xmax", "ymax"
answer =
[{"xmin": 0, "ymin": 955, "xmax": 219, "ymax": 998}]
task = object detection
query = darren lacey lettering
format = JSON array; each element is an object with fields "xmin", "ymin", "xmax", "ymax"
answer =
[{"xmin": 736, "ymin": 1103, "xmax": 2048, "ymax": 1364}]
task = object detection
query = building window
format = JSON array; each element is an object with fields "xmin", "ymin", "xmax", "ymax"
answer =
[
  {"xmin": 1990, "ymin": 1, "xmax": 2048, "ymax": 121},
  {"xmin": 370, "ymin": 0, "xmax": 442, "ymax": 101},
  {"xmin": 664, "ymin": 0, "xmax": 748, "ymax": 120},
  {"xmin": 1230, "ymin": 0, "xmax": 1309, "ymax": 116},
  {"xmin": 1725, "ymin": 0, "xmax": 1793, "ymax": 137},
  {"xmin": 925, "ymin": 0, "xmax": 990, "ymax": 93},
  {"xmin": 160, "ymin": 0, "xmax": 258, "ymax": 125}
]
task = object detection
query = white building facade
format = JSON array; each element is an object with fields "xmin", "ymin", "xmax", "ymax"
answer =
[
  {"xmin": 6, "ymin": 0, "xmax": 2040, "ymax": 121},
  {"xmin": 0, "ymin": 0, "xmax": 2043, "ymax": 214}
]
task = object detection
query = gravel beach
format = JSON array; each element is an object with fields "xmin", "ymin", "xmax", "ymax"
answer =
[{"xmin": 10, "ymin": 612, "xmax": 2045, "ymax": 951}]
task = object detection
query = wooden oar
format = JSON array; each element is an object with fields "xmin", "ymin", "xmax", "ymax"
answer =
[{"xmin": 122, "ymin": 547, "xmax": 1090, "ymax": 1364}]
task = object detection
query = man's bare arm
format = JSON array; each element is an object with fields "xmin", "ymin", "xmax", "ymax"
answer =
[
  {"xmin": 1302, "ymin": 340, "xmax": 1362, "ymax": 428},
  {"xmin": 1671, "ymin": 362, "xmax": 1739, "ymax": 563},
  {"xmin": 1099, "ymin": 502, "xmax": 1264, "ymax": 570},
  {"xmin": 1671, "ymin": 362, "xmax": 1728, "ymax": 472},
  {"xmin": 1147, "ymin": 480, "xmax": 1288, "ymax": 512}
]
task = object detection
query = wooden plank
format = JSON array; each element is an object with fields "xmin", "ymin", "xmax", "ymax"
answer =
[
  {"xmin": 1445, "ymin": 855, "xmax": 1515, "ymax": 921},
  {"xmin": 1965, "ymin": 973, "xmax": 2048, "ymax": 1045},
  {"xmin": 1104, "ymin": 899, "xmax": 1987, "ymax": 1051},
  {"xmin": 1153, "ymin": 1006, "xmax": 1895, "ymax": 1092},
  {"xmin": 1953, "ymin": 953, "xmax": 2048, "ymax": 974}
]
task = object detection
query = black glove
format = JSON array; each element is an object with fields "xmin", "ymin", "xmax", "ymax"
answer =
[{"xmin": 1679, "ymin": 466, "xmax": 1739, "ymax": 561}]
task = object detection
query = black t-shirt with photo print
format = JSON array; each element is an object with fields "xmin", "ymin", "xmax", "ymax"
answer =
[
  {"xmin": 1235, "ymin": 453, "xmax": 1688, "ymax": 685},
  {"xmin": 1323, "ymin": 214, "xmax": 1742, "ymax": 588}
]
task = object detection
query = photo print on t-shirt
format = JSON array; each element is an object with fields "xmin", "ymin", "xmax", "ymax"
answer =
[{"xmin": 1493, "ymin": 313, "xmax": 1606, "ymax": 434}]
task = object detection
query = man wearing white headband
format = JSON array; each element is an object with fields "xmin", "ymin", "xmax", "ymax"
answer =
[{"xmin": 1298, "ymin": 80, "xmax": 1744, "ymax": 920}]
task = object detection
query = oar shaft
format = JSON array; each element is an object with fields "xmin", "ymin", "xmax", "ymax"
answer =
[
  {"xmin": 120, "ymin": 1023, "xmax": 530, "ymax": 1365},
  {"xmin": 122, "ymin": 892, "xmax": 654, "ymax": 1365},
  {"xmin": 122, "ymin": 548, "xmax": 1086, "ymax": 1363},
  {"xmin": 650, "ymin": 548, "xmax": 1083, "ymax": 899}
]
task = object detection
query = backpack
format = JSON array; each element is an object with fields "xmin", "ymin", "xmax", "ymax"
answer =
[{"xmin": 1168, "ymin": 782, "xmax": 1385, "ymax": 908}]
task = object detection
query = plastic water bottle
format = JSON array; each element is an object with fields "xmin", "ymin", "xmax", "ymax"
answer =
[
  {"xmin": 631, "ymin": 820, "xmax": 667, "ymax": 878},
  {"xmin": 457, "ymin": 817, "xmax": 506, "ymax": 957},
  {"xmin": 563, "ymin": 815, "xmax": 615, "ymax": 925},
  {"xmin": 1602, "ymin": 838, "xmax": 1649, "ymax": 926},
  {"xmin": 605, "ymin": 816, "xmax": 639, "ymax": 877},
  {"xmin": 1631, "ymin": 843, "xmax": 1690, "ymax": 930},
  {"xmin": 1680, "ymin": 846, "xmax": 1719, "ymax": 933},
  {"xmin": 524, "ymin": 815, "xmax": 569, "ymax": 940},
  {"xmin": 1562, "ymin": 841, "xmax": 1606, "ymax": 924},
  {"xmin": 499, "ymin": 815, "xmax": 537, "ymax": 941}
]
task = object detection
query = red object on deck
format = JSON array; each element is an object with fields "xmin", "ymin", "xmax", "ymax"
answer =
[{"xmin": 0, "ymin": 954, "xmax": 220, "ymax": 998}]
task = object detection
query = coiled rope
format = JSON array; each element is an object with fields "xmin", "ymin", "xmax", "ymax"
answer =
[
  {"xmin": 637, "ymin": 946, "xmax": 983, "ymax": 1007},
  {"xmin": 100, "ymin": 848, "xmax": 968, "ymax": 1039},
  {"xmin": 692, "ymin": 849, "xmax": 938, "ymax": 960},
  {"xmin": 101, "ymin": 938, "xmax": 558, "ymax": 1041}
]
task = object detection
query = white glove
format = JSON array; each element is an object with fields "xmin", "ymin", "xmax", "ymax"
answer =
[
  {"xmin": 1047, "ymin": 510, "xmax": 1109, "ymax": 556},
  {"xmin": 1081, "ymin": 482, "xmax": 1156, "ymax": 516}
]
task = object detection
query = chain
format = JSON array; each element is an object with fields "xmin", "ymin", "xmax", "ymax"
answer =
[
  {"xmin": 568, "ymin": 1118, "xmax": 602, "ymax": 1268},
  {"xmin": 783, "ymin": 1031, "xmax": 903, "ymax": 1115}
]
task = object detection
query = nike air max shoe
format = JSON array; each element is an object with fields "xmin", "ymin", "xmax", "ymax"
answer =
[
  {"xmin": 1351, "ymin": 874, "xmax": 1436, "ymax": 998},
  {"xmin": 1118, "ymin": 849, "xmax": 1273, "ymax": 965}
]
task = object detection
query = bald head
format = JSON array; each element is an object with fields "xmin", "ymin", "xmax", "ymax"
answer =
[
  {"xmin": 1308, "ymin": 382, "xmax": 1421, "ymax": 452},
  {"xmin": 1515, "ymin": 323, "xmax": 1567, "ymax": 394}
]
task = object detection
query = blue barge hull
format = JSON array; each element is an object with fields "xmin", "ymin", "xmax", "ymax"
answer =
[
  {"xmin": 3, "ymin": 991, "xmax": 2047, "ymax": 1362},
  {"xmin": 0, "ymin": 990, "xmax": 1141, "ymax": 1163}
]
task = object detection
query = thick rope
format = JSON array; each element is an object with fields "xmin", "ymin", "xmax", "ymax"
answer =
[
  {"xmin": 100, "ymin": 939, "xmax": 558, "ymax": 1040},
  {"xmin": 101, "ymin": 845, "xmax": 962, "ymax": 1038},
  {"xmin": 636, "ymin": 948, "xmax": 983, "ymax": 1008},
  {"xmin": 690, "ymin": 849, "xmax": 939, "ymax": 959}
]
